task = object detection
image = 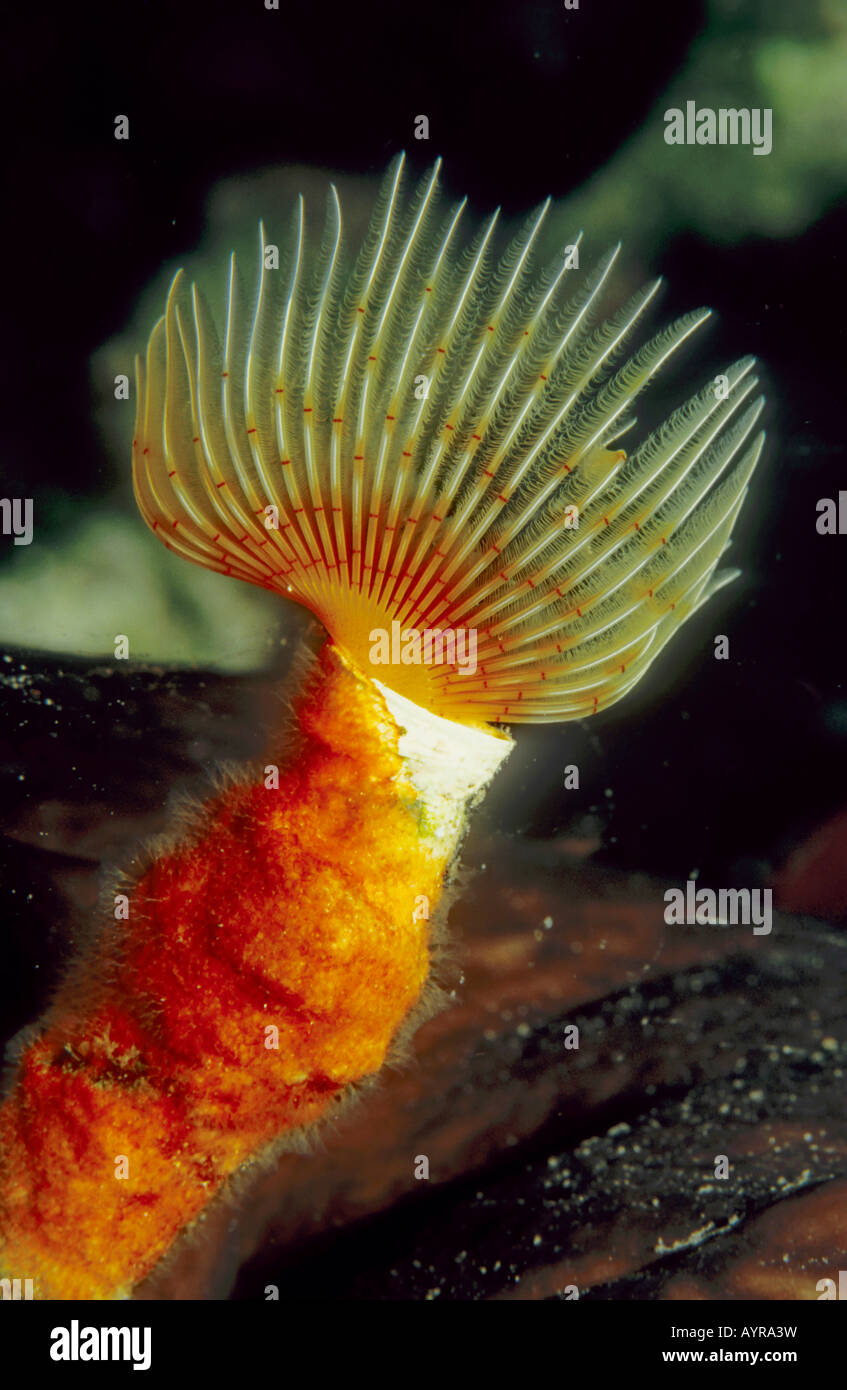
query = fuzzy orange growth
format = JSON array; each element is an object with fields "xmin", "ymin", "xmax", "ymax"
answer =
[{"xmin": 0, "ymin": 646, "xmax": 443, "ymax": 1299}]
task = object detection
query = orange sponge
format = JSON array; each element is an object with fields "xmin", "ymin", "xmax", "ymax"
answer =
[{"xmin": 0, "ymin": 646, "xmax": 445, "ymax": 1299}]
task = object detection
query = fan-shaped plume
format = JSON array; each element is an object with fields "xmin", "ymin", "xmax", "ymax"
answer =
[{"xmin": 133, "ymin": 154, "xmax": 764, "ymax": 724}]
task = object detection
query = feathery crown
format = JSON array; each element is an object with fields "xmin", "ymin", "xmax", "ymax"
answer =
[{"xmin": 132, "ymin": 155, "xmax": 764, "ymax": 724}]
